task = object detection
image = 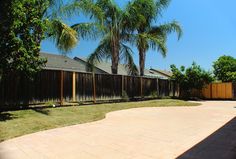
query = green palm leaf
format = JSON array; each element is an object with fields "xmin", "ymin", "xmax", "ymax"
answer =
[{"xmin": 47, "ymin": 19, "xmax": 78, "ymax": 53}]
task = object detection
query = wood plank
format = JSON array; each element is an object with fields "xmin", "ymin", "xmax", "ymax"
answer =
[
  {"xmin": 226, "ymin": 83, "xmax": 233, "ymax": 99},
  {"xmin": 60, "ymin": 70, "xmax": 64, "ymax": 105},
  {"xmin": 72, "ymin": 72, "xmax": 76, "ymax": 102},
  {"xmin": 92, "ymin": 73, "xmax": 96, "ymax": 103},
  {"xmin": 140, "ymin": 77, "xmax": 143, "ymax": 98},
  {"xmin": 212, "ymin": 83, "xmax": 217, "ymax": 99}
]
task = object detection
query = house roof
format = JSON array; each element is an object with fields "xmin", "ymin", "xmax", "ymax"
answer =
[
  {"xmin": 74, "ymin": 57, "xmax": 130, "ymax": 75},
  {"xmin": 40, "ymin": 52, "xmax": 88, "ymax": 72},
  {"xmin": 150, "ymin": 68, "xmax": 173, "ymax": 78},
  {"xmin": 40, "ymin": 53, "xmax": 172, "ymax": 78},
  {"xmin": 74, "ymin": 56, "xmax": 171, "ymax": 78}
]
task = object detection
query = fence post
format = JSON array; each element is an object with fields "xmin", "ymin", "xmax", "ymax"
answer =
[
  {"xmin": 156, "ymin": 78, "xmax": 159, "ymax": 97},
  {"xmin": 92, "ymin": 73, "xmax": 96, "ymax": 103},
  {"xmin": 60, "ymin": 70, "xmax": 64, "ymax": 106},
  {"xmin": 140, "ymin": 77, "xmax": 143, "ymax": 98},
  {"xmin": 121, "ymin": 75, "xmax": 124, "ymax": 96},
  {"xmin": 72, "ymin": 72, "xmax": 76, "ymax": 102}
]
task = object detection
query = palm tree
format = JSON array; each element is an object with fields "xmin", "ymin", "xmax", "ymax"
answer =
[
  {"xmin": 53, "ymin": 0, "xmax": 138, "ymax": 75},
  {"xmin": 128, "ymin": 0, "xmax": 183, "ymax": 76},
  {"xmin": 85, "ymin": 0, "xmax": 139, "ymax": 75}
]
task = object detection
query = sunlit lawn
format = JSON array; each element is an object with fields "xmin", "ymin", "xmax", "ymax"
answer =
[{"xmin": 0, "ymin": 99, "xmax": 200, "ymax": 142}]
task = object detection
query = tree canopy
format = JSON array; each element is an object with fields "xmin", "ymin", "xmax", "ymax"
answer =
[
  {"xmin": 213, "ymin": 55, "xmax": 236, "ymax": 82},
  {"xmin": 0, "ymin": 0, "xmax": 48, "ymax": 77},
  {"xmin": 0, "ymin": 0, "xmax": 78, "ymax": 77}
]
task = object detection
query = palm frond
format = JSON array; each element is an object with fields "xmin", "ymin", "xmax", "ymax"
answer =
[
  {"xmin": 138, "ymin": 33, "xmax": 167, "ymax": 57},
  {"xmin": 150, "ymin": 21, "xmax": 183, "ymax": 40},
  {"xmin": 87, "ymin": 34, "xmax": 112, "ymax": 70},
  {"xmin": 125, "ymin": 0, "xmax": 157, "ymax": 30},
  {"xmin": 54, "ymin": 0, "xmax": 104, "ymax": 22},
  {"xmin": 71, "ymin": 22, "xmax": 104, "ymax": 40},
  {"xmin": 147, "ymin": 34, "xmax": 167, "ymax": 57},
  {"xmin": 45, "ymin": 0, "xmax": 64, "ymax": 18},
  {"xmin": 156, "ymin": 0, "xmax": 171, "ymax": 17},
  {"xmin": 120, "ymin": 43, "xmax": 139, "ymax": 76},
  {"xmin": 47, "ymin": 19, "xmax": 78, "ymax": 53},
  {"xmin": 96, "ymin": 0, "xmax": 122, "ymax": 25},
  {"xmin": 123, "ymin": 1, "xmax": 147, "ymax": 31}
]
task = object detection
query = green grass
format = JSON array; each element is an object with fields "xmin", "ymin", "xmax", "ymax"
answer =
[{"xmin": 0, "ymin": 99, "xmax": 200, "ymax": 142}]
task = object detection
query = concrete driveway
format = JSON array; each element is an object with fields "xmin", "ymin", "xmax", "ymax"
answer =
[{"xmin": 0, "ymin": 101, "xmax": 236, "ymax": 159}]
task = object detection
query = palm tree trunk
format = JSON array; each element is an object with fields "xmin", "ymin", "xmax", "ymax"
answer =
[
  {"xmin": 139, "ymin": 48, "xmax": 146, "ymax": 76},
  {"xmin": 111, "ymin": 49, "xmax": 119, "ymax": 74},
  {"xmin": 111, "ymin": 36, "xmax": 119, "ymax": 74}
]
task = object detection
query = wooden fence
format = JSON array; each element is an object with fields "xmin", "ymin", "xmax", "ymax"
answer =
[
  {"xmin": 202, "ymin": 82, "xmax": 236, "ymax": 99},
  {"xmin": 0, "ymin": 70, "xmax": 179, "ymax": 109}
]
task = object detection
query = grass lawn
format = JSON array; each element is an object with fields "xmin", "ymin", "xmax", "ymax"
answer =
[{"xmin": 0, "ymin": 99, "xmax": 200, "ymax": 142}]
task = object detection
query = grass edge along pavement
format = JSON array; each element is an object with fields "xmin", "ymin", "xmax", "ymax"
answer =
[{"xmin": 0, "ymin": 99, "xmax": 200, "ymax": 142}]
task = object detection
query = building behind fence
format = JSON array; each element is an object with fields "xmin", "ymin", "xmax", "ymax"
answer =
[{"xmin": 0, "ymin": 70, "xmax": 179, "ymax": 110}]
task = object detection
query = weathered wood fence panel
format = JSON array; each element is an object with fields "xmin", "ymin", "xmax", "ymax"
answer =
[
  {"xmin": 63, "ymin": 71, "xmax": 73, "ymax": 102},
  {"xmin": 75, "ymin": 72, "xmax": 93, "ymax": 102},
  {"xmin": 0, "ymin": 70, "xmax": 61, "ymax": 107},
  {"xmin": 95, "ymin": 74, "xmax": 122, "ymax": 100},
  {"xmin": 142, "ymin": 77, "xmax": 157, "ymax": 97},
  {"xmin": 0, "ymin": 70, "xmax": 179, "ymax": 109},
  {"xmin": 159, "ymin": 79, "xmax": 170, "ymax": 97},
  {"xmin": 123, "ymin": 76, "xmax": 141, "ymax": 98}
]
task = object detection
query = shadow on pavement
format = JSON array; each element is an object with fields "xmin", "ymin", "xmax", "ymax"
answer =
[{"xmin": 177, "ymin": 117, "xmax": 236, "ymax": 159}]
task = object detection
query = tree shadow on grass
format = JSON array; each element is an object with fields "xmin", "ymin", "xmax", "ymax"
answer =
[
  {"xmin": 177, "ymin": 117, "xmax": 236, "ymax": 159},
  {"xmin": 32, "ymin": 108, "xmax": 50, "ymax": 115},
  {"xmin": 0, "ymin": 112, "xmax": 16, "ymax": 121}
]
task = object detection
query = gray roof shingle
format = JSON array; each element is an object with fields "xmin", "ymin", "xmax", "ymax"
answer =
[{"xmin": 40, "ymin": 52, "xmax": 88, "ymax": 72}]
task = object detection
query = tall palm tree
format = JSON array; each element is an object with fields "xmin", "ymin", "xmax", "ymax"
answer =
[
  {"xmin": 85, "ymin": 0, "xmax": 139, "ymax": 75},
  {"xmin": 54, "ymin": 0, "xmax": 138, "ymax": 75},
  {"xmin": 128, "ymin": 0, "xmax": 183, "ymax": 76}
]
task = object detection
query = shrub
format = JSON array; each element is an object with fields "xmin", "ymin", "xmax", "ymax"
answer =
[{"xmin": 170, "ymin": 62, "xmax": 214, "ymax": 98}]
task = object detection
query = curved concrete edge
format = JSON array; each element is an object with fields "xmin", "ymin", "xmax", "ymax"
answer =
[{"xmin": 0, "ymin": 101, "xmax": 235, "ymax": 159}]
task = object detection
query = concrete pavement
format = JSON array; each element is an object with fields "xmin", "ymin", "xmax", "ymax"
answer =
[{"xmin": 0, "ymin": 101, "xmax": 236, "ymax": 159}]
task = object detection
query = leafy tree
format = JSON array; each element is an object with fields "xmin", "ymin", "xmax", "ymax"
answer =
[
  {"xmin": 0, "ymin": 0, "xmax": 47, "ymax": 77},
  {"xmin": 171, "ymin": 62, "xmax": 214, "ymax": 98},
  {"xmin": 0, "ymin": 0, "xmax": 78, "ymax": 77},
  {"xmin": 127, "ymin": 0, "xmax": 182, "ymax": 76},
  {"xmin": 213, "ymin": 55, "xmax": 236, "ymax": 82}
]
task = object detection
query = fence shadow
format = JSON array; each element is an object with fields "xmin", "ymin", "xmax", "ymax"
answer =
[
  {"xmin": 0, "ymin": 112, "xmax": 16, "ymax": 121},
  {"xmin": 177, "ymin": 117, "xmax": 236, "ymax": 159}
]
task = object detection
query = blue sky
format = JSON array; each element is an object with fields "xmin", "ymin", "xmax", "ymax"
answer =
[{"xmin": 41, "ymin": 0, "xmax": 236, "ymax": 71}]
